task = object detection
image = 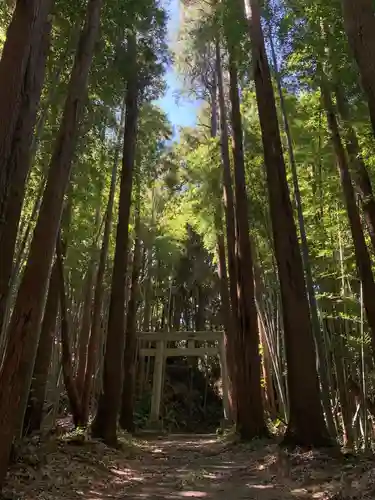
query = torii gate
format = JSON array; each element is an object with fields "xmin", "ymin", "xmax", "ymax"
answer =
[{"xmin": 137, "ymin": 330, "xmax": 231, "ymax": 424}]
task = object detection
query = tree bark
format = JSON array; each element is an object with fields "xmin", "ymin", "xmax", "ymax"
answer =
[
  {"xmin": 137, "ymin": 225, "xmax": 155, "ymax": 396},
  {"xmin": 216, "ymin": 42, "xmax": 238, "ymax": 338},
  {"xmin": 56, "ymin": 236, "xmax": 84, "ymax": 427},
  {"xmin": 322, "ymin": 83, "xmax": 375, "ymax": 361},
  {"xmin": 216, "ymin": 216, "xmax": 235, "ymax": 421},
  {"xmin": 76, "ymin": 262, "xmax": 95, "ymax": 398},
  {"xmin": 0, "ymin": 10, "xmax": 51, "ymax": 336},
  {"xmin": 267, "ymin": 26, "xmax": 336, "ymax": 438},
  {"xmin": 244, "ymin": 0, "xmax": 330, "ymax": 446},
  {"xmin": 334, "ymin": 84, "xmax": 375, "ymax": 253},
  {"xmin": 92, "ymin": 33, "xmax": 139, "ymax": 445},
  {"xmin": 119, "ymin": 195, "xmax": 142, "ymax": 432},
  {"xmin": 23, "ymin": 259, "xmax": 59, "ymax": 435},
  {"xmin": 227, "ymin": 46, "xmax": 267, "ymax": 439},
  {"xmin": 3, "ymin": 175, "xmax": 47, "ymax": 333},
  {"xmin": 216, "ymin": 42, "xmax": 238, "ymax": 415},
  {"xmin": 212, "ymin": 46, "xmax": 233, "ymax": 423},
  {"xmin": 341, "ymin": 0, "xmax": 375, "ymax": 136},
  {"xmin": 76, "ymin": 202, "xmax": 100, "ymax": 399},
  {"xmin": 81, "ymin": 100, "xmax": 125, "ymax": 425},
  {"xmin": 0, "ymin": 0, "xmax": 52, "ymax": 221},
  {"xmin": 0, "ymin": 0, "xmax": 102, "ymax": 486}
]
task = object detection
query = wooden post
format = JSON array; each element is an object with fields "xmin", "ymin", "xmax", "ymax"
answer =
[
  {"xmin": 188, "ymin": 339, "xmax": 195, "ymax": 365},
  {"xmin": 219, "ymin": 334, "xmax": 231, "ymax": 422},
  {"xmin": 149, "ymin": 340, "xmax": 165, "ymax": 424}
]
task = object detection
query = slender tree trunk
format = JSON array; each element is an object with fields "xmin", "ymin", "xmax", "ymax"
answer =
[
  {"xmin": 210, "ymin": 74, "xmax": 218, "ymax": 138},
  {"xmin": 18, "ymin": 190, "xmax": 71, "ymax": 436},
  {"xmin": 142, "ymin": 248, "xmax": 153, "ymax": 333},
  {"xmin": 325, "ymin": 319, "xmax": 354, "ymax": 447},
  {"xmin": 347, "ymin": 378, "xmax": 375, "ymax": 419},
  {"xmin": 334, "ymin": 85, "xmax": 375, "ymax": 253},
  {"xmin": 0, "ymin": 0, "xmax": 52, "ymax": 220},
  {"xmin": 227, "ymin": 46, "xmax": 267, "ymax": 439},
  {"xmin": 258, "ymin": 315, "xmax": 276, "ymax": 418},
  {"xmin": 7, "ymin": 175, "xmax": 46, "ymax": 300},
  {"xmin": 92, "ymin": 34, "xmax": 139, "ymax": 445},
  {"xmin": 212, "ymin": 73, "xmax": 235, "ymax": 421},
  {"xmin": 137, "ymin": 230, "xmax": 154, "ymax": 396},
  {"xmin": 254, "ymin": 263, "xmax": 288, "ymax": 421},
  {"xmin": 76, "ymin": 262, "xmax": 95, "ymax": 397},
  {"xmin": 322, "ymin": 83, "xmax": 375, "ymax": 361},
  {"xmin": 244, "ymin": 0, "xmax": 330, "ymax": 446},
  {"xmin": 216, "ymin": 42, "xmax": 238, "ymax": 335},
  {"xmin": 268, "ymin": 27, "xmax": 336, "ymax": 437},
  {"xmin": 76, "ymin": 204, "xmax": 100, "ymax": 398},
  {"xmin": 216, "ymin": 215, "xmax": 235, "ymax": 420},
  {"xmin": 0, "ymin": 0, "xmax": 102, "ymax": 485},
  {"xmin": 81, "ymin": 100, "xmax": 125, "ymax": 425},
  {"xmin": 341, "ymin": 0, "xmax": 375, "ymax": 136},
  {"xmin": 0, "ymin": 12, "xmax": 51, "ymax": 336},
  {"xmin": 23, "ymin": 260, "xmax": 59, "ymax": 435},
  {"xmin": 119, "ymin": 194, "xmax": 142, "ymax": 432},
  {"xmin": 30, "ymin": 18, "xmax": 82, "ymax": 158},
  {"xmin": 216, "ymin": 42, "xmax": 239, "ymax": 416},
  {"xmin": 56, "ymin": 236, "xmax": 84, "ymax": 427}
]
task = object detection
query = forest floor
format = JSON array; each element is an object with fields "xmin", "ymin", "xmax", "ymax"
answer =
[{"xmin": 3, "ymin": 432, "xmax": 375, "ymax": 499}]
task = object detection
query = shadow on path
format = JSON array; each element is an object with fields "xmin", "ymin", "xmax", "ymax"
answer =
[{"xmin": 4, "ymin": 433, "xmax": 375, "ymax": 499}]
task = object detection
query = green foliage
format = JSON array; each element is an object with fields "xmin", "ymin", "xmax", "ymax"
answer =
[{"xmin": 3, "ymin": 0, "xmax": 375, "ymax": 439}]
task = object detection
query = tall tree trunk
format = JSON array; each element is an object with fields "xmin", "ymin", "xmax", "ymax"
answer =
[
  {"xmin": 119, "ymin": 193, "xmax": 142, "ymax": 432},
  {"xmin": 56, "ymin": 236, "xmax": 84, "ymax": 427},
  {"xmin": 216, "ymin": 215, "xmax": 235, "ymax": 420},
  {"xmin": 0, "ymin": 0, "xmax": 52, "ymax": 220},
  {"xmin": 142, "ymin": 246, "xmax": 153, "ymax": 333},
  {"xmin": 216, "ymin": 42, "xmax": 238, "ymax": 415},
  {"xmin": 334, "ymin": 84, "xmax": 375, "ymax": 253},
  {"xmin": 321, "ymin": 83, "xmax": 375, "ymax": 361},
  {"xmin": 137, "ymin": 225, "xmax": 154, "ymax": 396},
  {"xmin": 0, "ymin": 0, "xmax": 102, "ymax": 485},
  {"xmin": 23, "ymin": 260, "xmax": 60, "ymax": 435},
  {"xmin": 81, "ymin": 100, "xmax": 125, "ymax": 425},
  {"xmin": 211, "ymin": 56, "xmax": 235, "ymax": 421},
  {"xmin": 92, "ymin": 34, "xmax": 139, "ymax": 445},
  {"xmin": 76, "ymin": 261, "xmax": 95, "ymax": 398},
  {"xmin": 341, "ymin": 0, "xmax": 375, "ymax": 136},
  {"xmin": 216, "ymin": 42, "xmax": 238, "ymax": 335},
  {"xmin": 76, "ymin": 203, "xmax": 100, "ymax": 398},
  {"xmin": 244, "ymin": 0, "xmax": 330, "ymax": 446},
  {"xmin": 227, "ymin": 46, "xmax": 267, "ymax": 439},
  {"xmin": 268, "ymin": 26, "xmax": 336, "ymax": 438},
  {"xmin": 3, "ymin": 175, "xmax": 47, "ymax": 328},
  {"xmin": 0, "ymin": 11, "xmax": 51, "ymax": 336},
  {"xmin": 210, "ymin": 73, "xmax": 218, "ymax": 138}
]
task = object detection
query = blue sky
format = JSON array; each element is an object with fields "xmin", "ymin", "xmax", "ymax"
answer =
[{"xmin": 154, "ymin": 0, "xmax": 200, "ymax": 136}]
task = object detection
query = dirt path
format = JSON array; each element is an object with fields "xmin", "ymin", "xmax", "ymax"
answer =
[{"xmin": 4, "ymin": 433, "xmax": 375, "ymax": 499}]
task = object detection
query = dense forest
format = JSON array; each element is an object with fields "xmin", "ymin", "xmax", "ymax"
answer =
[{"xmin": 2, "ymin": 0, "xmax": 375, "ymax": 496}]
